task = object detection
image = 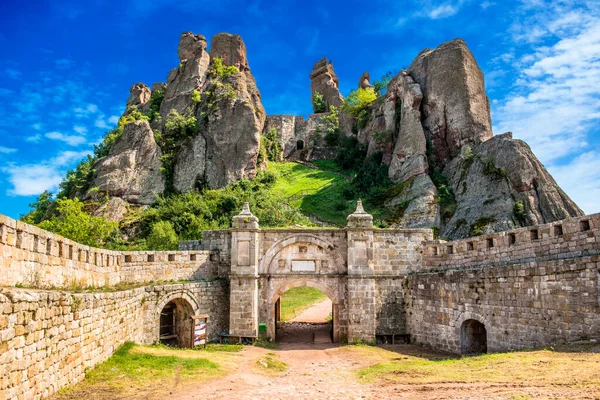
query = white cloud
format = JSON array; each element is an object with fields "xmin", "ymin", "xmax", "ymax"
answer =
[
  {"xmin": 73, "ymin": 103, "xmax": 99, "ymax": 117},
  {"xmin": 45, "ymin": 131, "xmax": 87, "ymax": 146},
  {"xmin": 25, "ymin": 134, "xmax": 42, "ymax": 143},
  {"xmin": 429, "ymin": 4, "xmax": 458, "ymax": 19},
  {"xmin": 0, "ymin": 146, "xmax": 17, "ymax": 154},
  {"xmin": 31, "ymin": 123, "xmax": 43, "ymax": 130},
  {"xmin": 73, "ymin": 125, "xmax": 88, "ymax": 134},
  {"xmin": 3, "ymin": 150, "xmax": 89, "ymax": 196},
  {"xmin": 493, "ymin": 6, "xmax": 600, "ymax": 164},
  {"xmin": 108, "ymin": 115, "xmax": 119, "ymax": 124},
  {"xmin": 548, "ymin": 152, "xmax": 600, "ymax": 214},
  {"xmin": 5, "ymin": 68, "xmax": 21, "ymax": 80},
  {"xmin": 55, "ymin": 58, "xmax": 75, "ymax": 69},
  {"xmin": 95, "ymin": 117, "xmax": 109, "ymax": 129}
]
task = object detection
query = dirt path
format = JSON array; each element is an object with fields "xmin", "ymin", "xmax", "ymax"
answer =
[
  {"xmin": 290, "ymin": 298, "xmax": 332, "ymax": 323},
  {"xmin": 167, "ymin": 344, "xmax": 373, "ymax": 400}
]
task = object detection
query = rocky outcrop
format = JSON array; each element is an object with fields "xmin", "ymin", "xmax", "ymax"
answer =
[
  {"xmin": 408, "ymin": 39, "xmax": 492, "ymax": 167},
  {"xmin": 94, "ymin": 120, "xmax": 165, "ymax": 205},
  {"xmin": 126, "ymin": 83, "xmax": 151, "ymax": 112},
  {"xmin": 443, "ymin": 132, "xmax": 583, "ymax": 238},
  {"xmin": 159, "ymin": 32, "xmax": 210, "ymax": 120},
  {"xmin": 358, "ymin": 72, "xmax": 373, "ymax": 89},
  {"xmin": 173, "ymin": 33, "xmax": 266, "ymax": 191},
  {"xmin": 310, "ymin": 57, "xmax": 343, "ymax": 111}
]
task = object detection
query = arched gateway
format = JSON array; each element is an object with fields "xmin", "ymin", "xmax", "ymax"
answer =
[{"xmin": 226, "ymin": 200, "xmax": 433, "ymax": 344}]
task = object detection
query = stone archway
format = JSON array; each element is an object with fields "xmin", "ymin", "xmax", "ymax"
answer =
[
  {"xmin": 460, "ymin": 319, "xmax": 488, "ymax": 355},
  {"xmin": 267, "ymin": 279, "xmax": 340, "ymax": 342},
  {"xmin": 154, "ymin": 291, "xmax": 200, "ymax": 348}
]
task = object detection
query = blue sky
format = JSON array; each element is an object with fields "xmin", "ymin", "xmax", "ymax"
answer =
[{"xmin": 1, "ymin": 0, "xmax": 599, "ymax": 219}]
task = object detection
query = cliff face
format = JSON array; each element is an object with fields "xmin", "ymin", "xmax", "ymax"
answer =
[{"xmin": 89, "ymin": 32, "xmax": 581, "ymax": 239}]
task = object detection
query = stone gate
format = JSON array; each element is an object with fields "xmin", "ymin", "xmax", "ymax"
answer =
[{"xmin": 225, "ymin": 200, "xmax": 432, "ymax": 342}]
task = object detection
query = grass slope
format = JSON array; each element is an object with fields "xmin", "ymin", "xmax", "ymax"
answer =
[
  {"xmin": 268, "ymin": 161, "xmax": 360, "ymax": 226},
  {"xmin": 354, "ymin": 342, "xmax": 600, "ymax": 389},
  {"xmin": 280, "ymin": 286, "xmax": 329, "ymax": 322},
  {"xmin": 54, "ymin": 342, "xmax": 241, "ymax": 399}
]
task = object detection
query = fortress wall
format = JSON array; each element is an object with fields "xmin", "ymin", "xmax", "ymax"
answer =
[
  {"xmin": 0, "ymin": 288, "xmax": 145, "ymax": 400},
  {"xmin": 1, "ymin": 280, "xmax": 230, "ymax": 400},
  {"xmin": 404, "ymin": 256, "xmax": 600, "ymax": 354},
  {"xmin": 0, "ymin": 214, "xmax": 219, "ymax": 289},
  {"xmin": 372, "ymin": 229, "xmax": 432, "ymax": 275},
  {"xmin": 422, "ymin": 213, "xmax": 600, "ymax": 271}
]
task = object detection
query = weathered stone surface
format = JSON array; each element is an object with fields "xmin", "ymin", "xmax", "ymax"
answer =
[
  {"xmin": 126, "ymin": 83, "xmax": 151, "ymax": 112},
  {"xmin": 358, "ymin": 71, "xmax": 373, "ymax": 89},
  {"xmin": 385, "ymin": 174, "xmax": 439, "ymax": 229},
  {"xmin": 408, "ymin": 38, "xmax": 492, "ymax": 166},
  {"xmin": 94, "ymin": 120, "xmax": 165, "ymax": 205},
  {"xmin": 159, "ymin": 33, "xmax": 210, "ymax": 120},
  {"xmin": 388, "ymin": 72, "xmax": 429, "ymax": 183},
  {"xmin": 172, "ymin": 33, "xmax": 266, "ymax": 191},
  {"xmin": 310, "ymin": 57, "xmax": 344, "ymax": 111},
  {"xmin": 443, "ymin": 132, "xmax": 583, "ymax": 238},
  {"xmin": 92, "ymin": 197, "xmax": 128, "ymax": 222}
]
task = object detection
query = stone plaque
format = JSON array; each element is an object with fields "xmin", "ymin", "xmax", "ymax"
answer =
[
  {"xmin": 291, "ymin": 260, "xmax": 316, "ymax": 271},
  {"xmin": 238, "ymin": 241, "xmax": 250, "ymax": 266},
  {"xmin": 353, "ymin": 240, "xmax": 368, "ymax": 265}
]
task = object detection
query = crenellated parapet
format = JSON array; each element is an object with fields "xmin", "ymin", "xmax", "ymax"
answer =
[{"xmin": 422, "ymin": 213, "xmax": 599, "ymax": 272}]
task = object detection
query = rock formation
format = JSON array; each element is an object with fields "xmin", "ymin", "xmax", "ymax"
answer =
[
  {"xmin": 407, "ymin": 39, "xmax": 492, "ymax": 167},
  {"xmin": 358, "ymin": 72, "xmax": 373, "ymax": 89},
  {"xmin": 173, "ymin": 33, "xmax": 265, "ymax": 191},
  {"xmin": 94, "ymin": 120, "xmax": 165, "ymax": 205},
  {"xmin": 309, "ymin": 57, "xmax": 343, "ymax": 111},
  {"xmin": 85, "ymin": 32, "xmax": 581, "ymax": 239}
]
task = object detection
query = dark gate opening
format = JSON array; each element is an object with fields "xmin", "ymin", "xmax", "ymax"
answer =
[
  {"xmin": 159, "ymin": 299, "xmax": 194, "ymax": 348},
  {"xmin": 461, "ymin": 319, "xmax": 487, "ymax": 355}
]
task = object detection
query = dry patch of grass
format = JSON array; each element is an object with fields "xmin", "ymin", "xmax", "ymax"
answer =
[
  {"xmin": 354, "ymin": 342, "xmax": 600, "ymax": 391},
  {"xmin": 255, "ymin": 352, "xmax": 287, "ymax": 375},
  {"xmin": 53, "ymin": 342, "xmax": 243, "ymax": 399}
]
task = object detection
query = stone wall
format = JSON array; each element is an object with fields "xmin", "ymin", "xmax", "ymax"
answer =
[
  {"xmin": 0, "ymin": 214, "xmax": 220, "ymax": 289},
  {"xmin": 422, "ymin": 213, "xmax": 599, "ymax": 271},
  {"xmin": 1, "ymin": 288, "xmax": 145, "ymax": 400},
  {"xmin": 0, "ymin": 279, "xmax": 230, "ymax": 400},
  {"xmin": 404, "ymin": 256, "xmax": 600, "ymax": 353}
]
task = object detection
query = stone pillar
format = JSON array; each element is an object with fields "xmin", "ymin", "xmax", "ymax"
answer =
[
  {"xmin": 346, "ymin": 200, "xmax": 376, "ymax": 343},
  {"xmin": 228, "ymin": 202, "xmax": 260, "ymax": 337}
]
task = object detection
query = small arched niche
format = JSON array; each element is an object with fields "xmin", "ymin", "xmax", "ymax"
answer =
[
  {"xmin": 296, "ymin": 140, "xmax": 304, "ymax": 150},
  {"xmin": 460, "ymin": 319, "xmax": 487, "ymax": 355},
  {"xmin": 159, "ymin": 298, "xmax": 195, "ymax": 348}
]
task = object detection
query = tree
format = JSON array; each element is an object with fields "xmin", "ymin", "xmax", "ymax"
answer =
[
  {"xmin": 341, "ymin": 87, "xmax": 377, "ymax": 129},
  {"xmin": 146, "ymin": 220, "xmax": 179, "ymax": 250},
  {"xmin": 38, "ymin": 198, "xmax": 118, "ymax": 247},
  {"xmin": 21, "ymin": 191, "xmax": 54, "ymax": 224}
]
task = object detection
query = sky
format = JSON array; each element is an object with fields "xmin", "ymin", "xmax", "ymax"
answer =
[{"xmin": 0, "ymin": 0, "xmax": 599, "ymax": 219}]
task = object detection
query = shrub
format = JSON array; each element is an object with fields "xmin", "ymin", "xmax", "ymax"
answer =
[
  {"xmin": 312, "ymin": 92, "xmax": 327, "ymax": 113},
  {"xmin": 38, "ymin": 198, "xmax": 118, "ymax": 247},
  {"xmin": 258, "ymin": 128, "xmax": 282, "ymax": 165},
  {"xmin": 148, "ymin": 88, "xmax": 165, "ymax": 122},
  {"xmin": 513, "ymin": 200, "xmax": 526, "ymax": 226},
  {"xmin": 483, "ymin": 157, "xmax": 507, "ymax": 180},
  {"xmin": 208, "ymin": 57, "xmax": 239, "ymax": 79},
  {"xmin": 373, "ymin": 71, "xmax": 393, "ymax": 96},
  {"xmin": 21, "ymin": 191, "xmax": 54, "ymax": 225},
  {"xmin": 341, "ymin": 87, "xmax": 377, "ymax": 129},
  {"xmin": 191, "ymin": 89, "xmax": 201, "ymax": 104},
  {"xmin": 146, "ymin": 220, "xmax": 179, "ymax": 250}
]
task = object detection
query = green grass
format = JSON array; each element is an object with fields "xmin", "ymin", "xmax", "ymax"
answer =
[
  {"xmin": 256, "ymin": 353, "xmax": 287, "ymax": 374},
  {"xmin": 355, "ymin": 343, "xmax": 600, "ymax": 388},
  {"xmin": 54, "ymin": 342, "xmax": 238, "ymax": 399},
  {"xmin": 280, "ymin": 286, "xmax": 329, "ymax": 321}
]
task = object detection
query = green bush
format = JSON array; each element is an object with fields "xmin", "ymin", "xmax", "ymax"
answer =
[
  {"xmin": 38, "ymin": 198, "xmax": 118, "ymax": 247},
  {"xmin": 513, "ymin": 200, "xmax": 526, "ymax": 226},
  {"xmin": 21, "ymin": 191, "xmax": 54, "ymax": 225},
  {"xmin": 146, "ymin": 221, "xmax": 179, "ymax": 250},
  {"xmin": 258, "ymin": 128, "xmax": 282, "ymax": 165},
  {"xmin": 312, "ymin": 91, "xmax": 327, "ymax": 113},
  {"xmin": 208, "ymin": 57, "xmax": 239, "ymax": 79},
  {"xmin": 373, "ymin": 71, "xmax": 393, "ymax": 96},
  {"xmin": 148, "ymin": 88, "xmax": 165, "ymax": 122},
  {"xmin": 341, "ymin": 87, "xmax": 377, "ymax": 129}
]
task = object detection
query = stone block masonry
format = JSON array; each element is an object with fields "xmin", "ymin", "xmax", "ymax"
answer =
[{"xmin": 1, "ymin": 206, "xmax": 599, "ymax": 399}]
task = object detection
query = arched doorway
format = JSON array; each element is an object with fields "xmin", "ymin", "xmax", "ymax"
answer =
[
  {"xmin": 296, "ymin": 140, "xmax": 304, "ymax": 150},
  {"xmin": 268, "ymin": 280, "xmax": 340, "ymax": 343},
  {"xmin": 159, "ymin": 298, "xmax": 195, "ymax": 348},
  {"xmin": 275, "ymin": 286, "xmax": 333, "ymax": 344},
  {"xmin": 461, "ymin": 319, "xmax": 487, "ymax": 355}
]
